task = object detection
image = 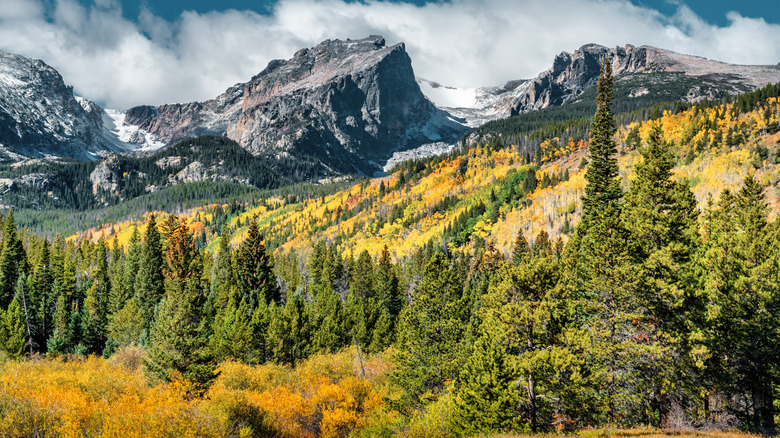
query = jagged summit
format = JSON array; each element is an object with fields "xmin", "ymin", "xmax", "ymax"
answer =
[
  {"xmin": 422, "ymin": 43, "xmax": 780, "ymax": 127},
  {"xmin": 125, "ymin": 35, "xmax": 466, "ymax": 175},
  {"xmin": 0, "ymin": 50, "xmax": 135, "ymax": 161}
]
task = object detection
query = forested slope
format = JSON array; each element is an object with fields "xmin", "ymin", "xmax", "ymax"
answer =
[{"xmin": 0, "ymin": 74, "xmax": 778, "ymax": 436}]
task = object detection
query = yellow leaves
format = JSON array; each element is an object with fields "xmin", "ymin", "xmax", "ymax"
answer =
[
  {"xmin": 209, "ymin": 350, "xmax": 387, "ymax": 438},
  {"xmin": 0, "ymin": 356, "xmax": 223, "ymax": 437},
  {"xmin": 0, "ymin": 350, "xmax": 390, "ymax": 438}
]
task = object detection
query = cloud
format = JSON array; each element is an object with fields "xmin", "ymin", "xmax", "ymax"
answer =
[{"xmin": 0, "ymin": 0, "xmax": 778, "ymax": 109}]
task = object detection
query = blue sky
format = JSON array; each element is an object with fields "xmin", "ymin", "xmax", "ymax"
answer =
[
  {"xmin": 112, "ymin": 0, "xmax": 780, "ymax": 27},
  {"xmin": 4, "ymin": 0, "xmax": 779, "ymax": 108}
]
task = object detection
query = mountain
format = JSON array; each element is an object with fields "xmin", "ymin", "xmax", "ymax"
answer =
[
  {"xmin": 424, "ymin": 43, "xmax": 780, "ymax": 127},
  {"xmin": 0, "ymin": 135, "xmax": 293, "ymax": 211},
  {"xmin": 66, "ymin": 83, "xmax": 780, "ymax": 261},
  {"xmin": 0, "ymin": 50, "xmax": 149, "ymax": 162},
  {"xmin": 123, "ymin": 35, "xmax": 467, "ymax": 175}
]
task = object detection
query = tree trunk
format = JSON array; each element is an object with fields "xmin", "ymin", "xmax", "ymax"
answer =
[{"xmin": 761, "ymin": 381, "xmax": 775, "ymax": 432}]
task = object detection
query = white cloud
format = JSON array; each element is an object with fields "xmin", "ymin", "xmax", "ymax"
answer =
[{"xmin": 0, "ymin": 0, "xmax": 778, "ymax": 109}]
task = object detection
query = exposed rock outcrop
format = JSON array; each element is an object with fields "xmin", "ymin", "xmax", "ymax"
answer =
[
  {"xmin": 509, "ymin": 44, "xmax": 780, "ymax": 115},
  {"xmin": 126, "ymin": 36, "xmax": 467, "ymax": 175},
  {"xmin": 0, "ymin": 50, "xmax": 133, "ymax": 160},
  {"xmin": 424, "ymin": 44, "xmax": 780, "ymax": 126}
]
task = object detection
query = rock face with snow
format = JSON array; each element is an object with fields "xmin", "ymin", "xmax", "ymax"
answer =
[
  {"xmin": 125, "ymin": 36, "xmax": 467, "ymax": 175},
  {"xmin": 0, "ymin": 50, "xmax": 135, "ymax": 161},
  {"xmin": 421, "ymin": 44, "xmax": 780, "ymax": 127},
  {"xmin": 512, "ymin": 44, "xmax": 780, "ymax": 114}
]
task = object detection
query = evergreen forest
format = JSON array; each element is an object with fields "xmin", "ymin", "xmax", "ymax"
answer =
[{"xmin": 1, "ymin": 61, "xmax": 780, "ymax": 438}]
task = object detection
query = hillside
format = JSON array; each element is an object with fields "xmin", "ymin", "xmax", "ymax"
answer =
[
  {"xmin": 74, "ymin": 84, "xmax": 780, "ymax": 262},
  {"xmin": 2, "ymin": 68, "xmax": 780, "ymax": 437}
]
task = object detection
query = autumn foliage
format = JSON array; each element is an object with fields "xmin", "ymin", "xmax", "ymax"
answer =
[{"xmin": 0, "ymin": 348, "xmax": 389, "ymax": 437}]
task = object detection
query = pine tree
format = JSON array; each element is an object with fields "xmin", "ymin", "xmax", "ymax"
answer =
[
  {"xmin": 210, "ymin": 286, "xmax": 253, "ymax": 362},
  {"xmin": 392, "ymin": 252, "xmax": 466, "ymax": 407},
  {"xmin": 452, "ymin": 320, "xmax": 519, "ymax": 436},
  {"xmin": 144, "ymin": 220, "xmax": 216, "ymax": 395},
  {"xmin": 2, "ymin": 297, "xmax": 27, "ymax": 359},
  {"xmin": 122, "ymin": 227, "xmax": 141, "ymax": 303},
  {"xmin": 0, "ymin": 211, "xmax": 26, "ymax": 308},
  {"xmin": 236, "ymin": 215, "xmax": 278, "ymax": 309},
  {"xmin": 135, "ymin": 215, "xmax": 165, "ymax": 330},
  {"xmin": 700, "ymin": 176, "xmax": 780, "ymax": 431},
  {"xmin": 511, "ymin": 229, "xmax": 530, "ymax": 265}
]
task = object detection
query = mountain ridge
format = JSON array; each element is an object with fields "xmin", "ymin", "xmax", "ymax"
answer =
[
  {"xmin": 124, "ymin": 35, "xmax": 467, "ymax": 175},
  {"xmin": 424, "ymin": 43, "xmax": 780, "ymax": 127}
]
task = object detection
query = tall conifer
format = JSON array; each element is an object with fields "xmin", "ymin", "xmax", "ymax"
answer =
[{"xmin": 135, "ymin": 215, "xmax": 164, "ymax": 330}]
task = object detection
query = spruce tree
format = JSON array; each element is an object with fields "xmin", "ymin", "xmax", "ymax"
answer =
[
  {"xmin": 135, "ymin": 215, "xmax": 165, "ymax": 330},
  {"xmin": 376, "ymin": 245, "xmax": 403, "ymax": 318},
  {"xmin": 144, "ymin": 220, "xmax": 216, "ymax": 395},
  {"xmin": 108, "ymin": 234, "xmax": 127, "ymax": 316},
  {"xmin": 211, "ymin": 233, "xmax": 236, "ymax": 308},
  {"xmin": 31, "ymin": 239, "xmax": 53, "ymax": 351},
  {"xmin": 622, "ymin": 123, "xmax": 701, "ymax": 425},
  {"xmin": 452, "ymin": 320, "xmax": 519, "ymax": 436},
  {"xmin": 237, "ymin": 216, "xmax": 278, "ymax": 308},
  {"xmin": 392, "ymin": 252, "xmax": 466, "ymax": 407},
  {"xmin": 46, "ymin": 292, "xmax": 70, "ymax": 354},
  {"xmin": 511, "ymin": 229, "xmax": 530, "ymax": 265},
  {"xmin": 350, "ymin": 250, "xmax": 375, "ymax": 300},
  {"xmin": 2, "ymin": 297, "xmax": 28, "ymax": 359},
  {"xmin": 580, "ymin": 58, "xmax": 620, "ymax": 227},
  {"xmin": 700, "ymin": 176, "xmax": 780, "ymax": 431},
  {"xmin": 0, "ymin": 211, "xmax": 26, "ymax": 308},
  {"xmin": 107, "ymin": 298, "xmax": 145, "ymax": 348},
  {"xmin": 564, "ymin": 57, "xmax": 643, "ymax": 423},
  {"xmin": 82, "ymin": 239, "xmax": 110, "ymax": 354},
  {"xmin": 264, "ymin": 297, "xmax": 310, "ymax": 365},
  {"xmin": 210, "ymin": 287, "xmax": 253, "ymax": 362},
  {"xmin": 310, "ymin": 286, "xmax": 347, "ymax": 354},
  {"xmin": 122, "ymin": 227, "xmax": 141, "ymax": 303}
]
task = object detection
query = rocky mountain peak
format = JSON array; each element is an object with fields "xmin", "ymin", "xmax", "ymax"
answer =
[
  {"xmin": 508, "ymin": 43, "xmax": 780, "ymax": 115},
  {"xmin": 124, "ymin": 35, "xmax": 466, "ymax": 175},
  {"xmin": 0, "ymin": 50, "xmax": 135, "ymax": 161}
]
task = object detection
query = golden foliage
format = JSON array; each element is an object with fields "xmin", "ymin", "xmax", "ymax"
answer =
[{"xmin": 0, "ymin": 349, "xmax": 390, "ymax": 437}]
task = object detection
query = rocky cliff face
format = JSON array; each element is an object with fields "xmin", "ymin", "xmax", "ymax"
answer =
[
  {"xmin": 0, "ymin": 50, "xmax": 133, "ymax": 161},
  {"xmin": 510, "ymin": 43, "xmax": 780, "ymax": 115},
  {"xmin": 428, "ymin": 44, "xmax": 780, "ymax": 126},
  {"xmin": 125, "ymin": 36, "xmax": 466, "ymax": 175}
]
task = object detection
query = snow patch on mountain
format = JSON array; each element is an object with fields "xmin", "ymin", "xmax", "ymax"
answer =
[
  {"xmin": 381, "ymin": 141, "xmax": 455, "ymax": 175},
  {"xmin": 103, "ymin": 109, "xmax": 166, "ymax": 151},
  {"xmin": 417, "ymin": 78, "xmax": 477, "ymax": 108},
  {"xmin": 417, "ymin": 77, "xmax": 530, "ymax": 128}
]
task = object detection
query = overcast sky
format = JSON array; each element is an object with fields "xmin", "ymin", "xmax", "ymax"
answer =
[{"xmin": 1, "ymin": 0, "xmax": 779, "ymax": 109}]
